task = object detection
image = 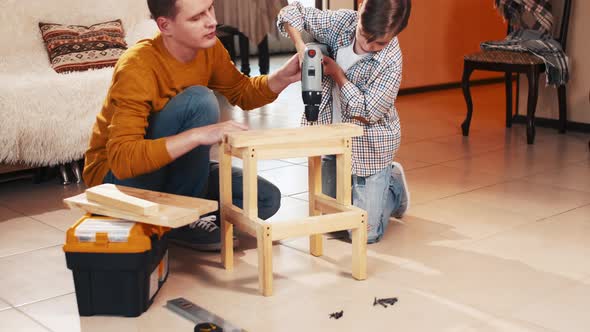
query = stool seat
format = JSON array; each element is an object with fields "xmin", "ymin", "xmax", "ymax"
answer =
[{"xmin": 219, "ymin": 124, "xmax": 368, "ymax": 296}]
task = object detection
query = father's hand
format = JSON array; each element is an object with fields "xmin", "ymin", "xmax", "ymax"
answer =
[
  {"xmin": 166, "ymin": 120, "xmax": 248, "ymax": 160},
  {"xmin": 192, "ymin": 121, "xmax": 249, "ymax": 146},
  {"xmin": 267, "ymin": 54, "xmax": 301, "ymax": 94}
]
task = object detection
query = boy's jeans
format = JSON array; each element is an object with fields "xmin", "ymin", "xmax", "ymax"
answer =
[
  {"xmin": 322, "ymin": 155, "xmax": 403, "ymax": 243},
  {"xmin": 103, "ymin": 86, "xmax": 280, "ymax": 221}
]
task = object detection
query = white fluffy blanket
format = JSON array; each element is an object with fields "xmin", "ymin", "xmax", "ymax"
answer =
[
  {"xmin": 0, "ymin": 66, "xmax": 113, "ymax": 166},
  {"xmin": 0, "ymin": 0, "xmax": 158, "ymax": 166}
]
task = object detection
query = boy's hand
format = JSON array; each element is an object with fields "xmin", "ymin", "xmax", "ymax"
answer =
[
  {"xmin": 285, "ymin": 23, "xmax": 306, "ymax": 65},
  {"xmin": 322, "ymin": 56, "xmax": 347, "ymax": 87}
]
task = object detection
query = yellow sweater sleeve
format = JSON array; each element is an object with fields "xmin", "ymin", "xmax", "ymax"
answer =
[
  {"xmin": 105, "ymin": 59, "xmax": 172, "ymax": 180},
  {"xmin": 208, "ymin": 41, "xmax": 278, "ymax": 110}
]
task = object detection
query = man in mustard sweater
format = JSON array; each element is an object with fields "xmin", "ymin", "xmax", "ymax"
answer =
[{"xmin": 83, "ymin": 0, "xmax": 301, "ymax": 250}]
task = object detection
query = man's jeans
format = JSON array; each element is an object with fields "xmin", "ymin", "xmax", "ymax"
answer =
[
  {"xmin": 322, "ymin": 156, "xmax": 403, "ymax": 243},
  {"xmin": 103, "ymin": 86, "xmax": 281, "ymax": 220}
]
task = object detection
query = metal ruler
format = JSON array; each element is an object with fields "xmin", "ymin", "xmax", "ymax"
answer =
[{"xmin": 166, "ymin": 297, "xmax": 246, "ymax": 332}]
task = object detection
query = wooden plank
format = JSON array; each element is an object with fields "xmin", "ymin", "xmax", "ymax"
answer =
[
  {"xmin": 225, "ymin": 124, "xmax": 363, "ymax": 148},
  {"xmin": 81, "ymin": 185, "xmax": 218, "ymax": 213},
  {"xmin": 272, "ymin": 211, "xmax": 363, "ymax": 241},
  {"xmin": 86, "ymin": 184, "xmax": 160, "ymax": 216},
  {"xmin": 351, "ymin": 213, "xmax": 368, "ymax": 280},
  {"xmin": 308, "ymin": 156, "xmax": 323, "ymax": 257},
  {"xmin": 63, "ymin": 192, "xmax": 216, "ymax": 228},
  {"xmin": 257, "ymin": 223, "xmax": 273, "ymax": 296},
  {"xmin": 314, "ymin": 193, "xmax": 359, "ymax": 214},
  {"xmin": 219, "ymin": 142, "xmax": 234, "ymax": 270},
  {"xmin": 222, "ymin": 203, "xmax": 262, "ymax": 237},
  {"xmin": 255, "ymin": 139, "xmax": 345, "ymax": 160},
  {"xmin": 242, "ymin": 148, "xmax": 258, "ymax": 220}
]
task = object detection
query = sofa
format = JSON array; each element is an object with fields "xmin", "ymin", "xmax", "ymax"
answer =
[{"xmin": 0, "ymin": 0, "xmax": 159, "ymax": 183}]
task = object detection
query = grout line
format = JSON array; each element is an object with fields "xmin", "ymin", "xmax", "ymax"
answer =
[
  {"xmin": 27, "ymin": 217, "xmax": 68, "ymax": 233},
  {"xmin": 13, "ymin": 292, "xmax": 75, "ymax": 309},
  {"xmin": 0, "ymin": 295, "xmax": 11, "ymax": 312},
  {"xmin": 257, "ymin": 164, "xmax": 306, "ymax": 172},
  {"xmin": 0, "ymin": 244, "xmax": 62, "ymax": 260},
  {"xmin": 409, "ymin": 177, "xmax": 514, "ymax": 207},
  {"xmin": 286, "ymin": 191, "xmax": 308, "ymax": 198},
  {"xmin": 533, "ymin": 202, "xmax": 590, "ymax": 223},
  {"xmin": 519, "ymin": 177, "xmax": 590, "ymax": 196},
  {"xmin": 13, "ymin": 306, "xmax": 54, "ymax": 332}
]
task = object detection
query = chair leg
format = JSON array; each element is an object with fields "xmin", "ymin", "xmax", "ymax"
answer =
[
  {"xmin": 525, "ymin": 68, "xmax": 541, "ymax": 144},
  {"xmin": 257, "ymin": 36, "xmax": 270, "ymax": 75},
  {"xmin": 505, "ymin": 72, "xmax": 513, "ymax": 128},
  {"xmin": 238, "ymin": 33, "xmax": 251, "ymax": 76},
  {"xmin": 461, "ymin": 63, "xmax": 475, "ymax": 136},
  {"xmin": 557, "ymin": 85, "xmax": 567, "ymax": 134},
  {"xmin": 513, "ymin": 73, "xmax": 520, "ymax": 119},
  {"xmin": 219, "ymin": 35, "xmax": 237, "ymax": 62}
]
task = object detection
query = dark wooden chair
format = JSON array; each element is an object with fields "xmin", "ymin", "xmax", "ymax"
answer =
[
  {"xmin": 461, "ymin": 0, "xmax": 572, "ymax": 144},
  {"xmin": 216, "ymin": 25, "xmax": 270, "ymax": 76}
]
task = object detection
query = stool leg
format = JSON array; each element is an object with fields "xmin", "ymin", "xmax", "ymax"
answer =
[
  {"xmin": 220, "ymin": 143, "xmax": 233, "ymax": 270},
  {"xmin": 336, "ymin": 139, "xmax": 352, "ymax": 204},
  {"xmin": 242, "ymin": 148, "xmax": 272, "ymax": 295},
  {"xmin": 242, "ymin": 148, "xmax": 259, "ymax": 219},
  {"xmin": 308, "ymin": 156, "xmax": 323, "ymax": 257},
  {"xmin": 257, "ymin": 224, "xmax": 273, "ymax": 296},
  {"xmin": 351, "ymin": 213, "xmax": 367, "ymax": 280}
]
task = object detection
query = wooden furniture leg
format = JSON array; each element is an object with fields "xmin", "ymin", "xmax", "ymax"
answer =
[
  {"xmin": 257, "ymin": 223, "xmax": 273, "ymax": 296},
  {"xmin": 308, "ymin": 156, "xmax": 323, "ymax": 257},
  {"xmin": 220, "ymin": 142, "xmax": 234, "ymax": 270}
]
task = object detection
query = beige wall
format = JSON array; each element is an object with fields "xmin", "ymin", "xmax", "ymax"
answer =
[
  {"xmin": 327, "ymin": 0, "xmax": 506, "ymax": 89},
  {"xmin": 327, "ymin": 0, "xmax": 354, "ymax": 10},
  {"xmin": 396, "ymin": 0, "xmax": 505, "ymax": 88},
  {"xmin": 518, "ymin": 0, "xmax": 590, "ymax": 124}
]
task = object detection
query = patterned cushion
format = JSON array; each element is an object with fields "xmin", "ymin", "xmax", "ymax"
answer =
[
  {"xmin": 38, "ymin": 19, "xmax": 127, "ymax": 73},
  {"xmin": 464, "ymin": 50, "xmax": 544, "ymax": 65}
]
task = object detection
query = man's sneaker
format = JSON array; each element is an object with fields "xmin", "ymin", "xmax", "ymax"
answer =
[
  {"xmin": 168, "ymin": 215, "xmax": 238, "ymax": 251},
  {"xmin": 391, "ymin": 161, "xmax": 410, "ymax": 218}
]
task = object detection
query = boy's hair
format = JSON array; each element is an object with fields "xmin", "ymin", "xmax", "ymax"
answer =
[
  {"xmin": 147, "ymin": 0, "xmax": 178, "ymax": 20},
  {"xmin": 361, "ymin": 0, "xmax": 411, "ymax": 42}
]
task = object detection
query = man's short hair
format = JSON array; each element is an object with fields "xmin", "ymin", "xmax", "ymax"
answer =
[
  {"xmin": 147, "ymin": 0, "xmax": 178, "ymax": 20},
  {"xmin": 361, "ymin": 0, "xmax": 411, "ymax": 42}
]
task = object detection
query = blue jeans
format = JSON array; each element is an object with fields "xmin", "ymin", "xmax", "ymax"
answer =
[
  {"xmin": 103, "ymin": 86, "xmax": 281, "ymax": 220},
  {"xmin": 322, "ymin": 156, "xmax": 403, "ymax": 243}
]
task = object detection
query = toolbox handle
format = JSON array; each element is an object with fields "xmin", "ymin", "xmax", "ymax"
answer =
[{"xmin": 95, "ymin": 232, "xmax": 109, "ymax": 246}]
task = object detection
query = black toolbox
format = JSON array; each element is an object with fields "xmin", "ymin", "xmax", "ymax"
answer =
[{"xmin": 63, "ymin": 214, "xmax": 170, "ymax": 317}]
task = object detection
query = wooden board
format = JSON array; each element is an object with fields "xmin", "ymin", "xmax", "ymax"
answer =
[
  {"xmin": 63, "ymin": 185, "xmax": 218, "ymax": 228},
  {"xmin": 86, "ymin": 184, "xmax": 159, "ymax": 216},
  {"xmin": 225, "ymin": 123, "xmax": 363, "ymax": 148}
]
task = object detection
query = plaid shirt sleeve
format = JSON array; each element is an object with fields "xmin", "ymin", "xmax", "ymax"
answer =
[
  {"xmin": 276, "ymin": 1, "xmax": 354, "ymax": 48},
  {"xmin": 340, "ymin": 60, "xmax": 403, "ymax": 124}
]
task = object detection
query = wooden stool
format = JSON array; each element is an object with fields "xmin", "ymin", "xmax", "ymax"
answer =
[{"xmin": 219, "ymin": 124, "xmax": 368, "ymax": 296}]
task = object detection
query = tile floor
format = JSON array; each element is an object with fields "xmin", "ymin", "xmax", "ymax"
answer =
[{"xmin": 0, "ymin": 55, "xmax": 589, "ymax": 331}]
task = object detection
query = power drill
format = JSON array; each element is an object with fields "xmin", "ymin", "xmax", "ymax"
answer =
[{"xmin": 301, "ymin": 42, "xmax": 329, "ymax": 122}]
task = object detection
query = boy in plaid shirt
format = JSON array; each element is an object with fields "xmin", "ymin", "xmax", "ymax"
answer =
[{"xmin": 278, "ymin": 0, "xmax": 411, "ymax": 243}]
